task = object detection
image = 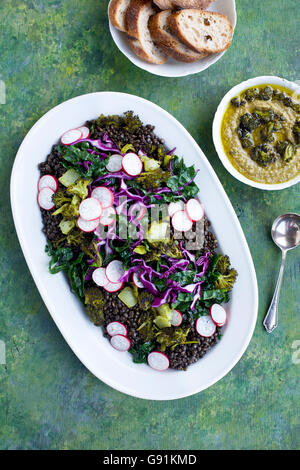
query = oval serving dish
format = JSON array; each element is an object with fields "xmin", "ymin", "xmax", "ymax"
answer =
[{"xmin": 11, "ymin": 92, "xmax": 258, "ymax": 400}]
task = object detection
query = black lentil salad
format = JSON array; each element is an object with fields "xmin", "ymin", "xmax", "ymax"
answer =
[{"xmin": 37, "ymin": 111, "xmax": 237, "ymax": 371}]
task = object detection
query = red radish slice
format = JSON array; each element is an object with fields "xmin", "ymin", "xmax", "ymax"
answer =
[
  {"xmin": 195, "ymin": 316, "xmax": 216, "ymax": 337},
  {"xmin": 170, "ymin": 309, "xmax": 183, "ymax": 327},
  {"xmin": 147, "ymin": 352, "xmax": 169, "ymax": 371},
  {"xmin": 91, "ymin": 186, "xmax": 114, "ymax": 209},
  {"xmin": 92, "ymin": 267, "xmax": 109, "ymax": 287},
  {"xmin": 110, "ymin": 334, "xmax": 131, "ymax": 352},
  {"xmin": 79, "ymin": 197, "xmax": 102, "ymax": 221},
  {"xmin": 106, "ymin": 322, "xmax": 127, "ymax": 337},
  {"xmin": 77, "ymin": 126, "xmax": 90, "ymax": 139},
  {"xmin": 106, "ymin": 154, "xmax": 123, "ymax": 173},
  {"xmin": 105, "ymin": 260, "xmax": 125, "ymax": 284},
  {"xmin": 61, "ymin": 128, "xmax": 83, "ymax": 145},
  {"xmin": 210, "ymin": 304, "xmax": 227, "ymax": 327},
  {"xmin": 129, "ymin": 203, "xmax": 146, "ymax": 222},
  {"xmin": 99, "ymin": 206, "xmax": 116, "ymax": 226},
  {"xmin": 171, "ymin": 210, "xmax": 193, "ymax": 232},
  {"xmin": 38, "ymin": 175, "xmax": 58, "ymax": 193},
  {"xmin": 133, "ymin": 272, "xmax": 144, "ymax": 288},
  {"xmin": 185, "ymin": 198, "xmax": 204, "ymax": 222},
  {"xmin": 122, "ymin": 152, "xmax": 143, "ymax": 176},
  {"xmin": 37, "ymin": 187, "xmax": 55, "ymax": 210},
  {"xmin": 103, "ymin": 281, "xmax": 124, "ymax": 293},
  {"xmin": 168, "ymin": 201, "xmax": 184, "ymax": 217},
  {"xmin": 77, "ymin": 217, "xmax": 100, "ymax": 232}
]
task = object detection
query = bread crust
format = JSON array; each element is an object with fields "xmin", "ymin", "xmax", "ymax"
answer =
[
  {"xmin": 173, "ymin": 0, "xmax": 214, "ymax": 8},
  {"xmin": 126, "ymin": 0, "xmax": 154, "ymax": 39},
  {"xmin": 168, "ymin": 9, "xmax": 233, "ymax": 54},
  {"xmin": 149, "ymin": 11, "xmax": 207, "ymax": 62},
  {"xmin": 127, "ymin": 36, "xmax": 167, "ymax": 64},
  {"xmin": 109, "ymin": 0, "xmax": 131, "ymax": 32}
]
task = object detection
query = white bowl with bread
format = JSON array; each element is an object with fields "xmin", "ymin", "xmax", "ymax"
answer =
[{"xmin": 108, "ymin": 0, "xmax": 237, "ymax": 77}]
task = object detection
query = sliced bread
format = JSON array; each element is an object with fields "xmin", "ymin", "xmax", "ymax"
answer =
[
  {"xmin": 153, "ymin": 0, "xmax": 214, "ymax": 9},
  {"xmin": 173, "ymin": 1, "xmax": 215, "ymax": 8},
  {"xmin": 109, "ymin": 0, "xmax": 132, "ymax": 32},
  {"xmin": 153, "ymin": 0, "xmax": 174, "ymax": 9},
  {"xmin": 168, "ymin": 9, "xmax": 233, "ymax": 54},
  {"xmin": 126, "ymin": 0, "xmax": 167, "ymax": 64},
  {"xmin": 149, "ymin": 10, "xmax": 207, "ymax": 62}
]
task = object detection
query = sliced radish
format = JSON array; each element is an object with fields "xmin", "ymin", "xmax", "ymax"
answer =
[
  {"xmin": 129, "ymin": 203, "xmax": 146, "ymax": 222},
  {"xmin": 106, "ymin": 154, "xmax": 123, "ymax": 173},
  {"xmin": 91, "ymin": 186, "xmax": 114, "ymax": 209},
  {"xmin": 77, "ymin": 126, "xmax": 90, "ymax": 139},
  {"xmin": 77, "ymin": 216, "xmax": 100, "ymax": 232},
  {"xmin": 110, "ymin": 334, "xmax": 131, "ymax": 351},
  {"xmin": 195, "ymin": 316, "xmax": 216, "ymax": 337},
  {"xmin": 185, "ymin": 198, "xmax": 204, "ymax": 222},
  {"xmin": 210, "ymin": 304, "xmax": 227, "ymax": 327},
  {"xmin": 38, "ymin": 175, "xmax": 58, "ymax": 193},
  {"xmin": 37, "ymin": 187, "xmax": 55, "ymax": 210},
  {"xmin": 106, "ymin": 321, "xmax": 127, "ymax": 337},
  {"xmin": 168, "ymin": 201, "xmax": 184, "ymax": 217},
  {"xmin": 92, "ymin": 267, "xmax": 109, "ymax": 287},
  {"xmin": 103, "ymin": 281, "xmax": 124, "ymax": 293},
  {"xmin": 170, "ymin": 309, "xmax": 183, "ymax": 327},
  {"xmin": 79, "ymin": 197, "xmax": 102, "ymax": 221},
  {"xmin": 122, "ymin": 152, "xmax": 143, "ymax": 177},
  {"xmin": 133, "ymin": 272, "xmax": 144, "ymax": 288},
  {"xmin": 61, "ymin": 128, "xmax": 83, "ymax": 145},
  {"xmin": 105, "ymin": 260, "xmax": 125, "ymax": 284},
  {"xmin": 99, "ymin": 206, "xmax": 116, "ymax": 226},
  {"xmin": 171, "ymin": 210, "xmax": 193, "ymax": 232},
  {"xmin": 147, "ymin": 352, "xmax": 169, "ymax": 371}
]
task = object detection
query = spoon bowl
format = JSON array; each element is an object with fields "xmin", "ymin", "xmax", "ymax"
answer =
[
  {"xmin": 272, "ymin": 213, "xmax": 300, "ymax": 251},
  {"xmin": 263, "ymin": 212, "xmax": 300, "ymax": 333}
]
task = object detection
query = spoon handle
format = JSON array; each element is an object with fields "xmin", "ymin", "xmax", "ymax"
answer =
[{"xmin": 263, "ymin": 250, "xmax": 287, "ymax": 333}]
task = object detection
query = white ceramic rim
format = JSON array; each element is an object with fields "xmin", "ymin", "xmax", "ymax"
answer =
[
  {"xmin": 108, "ymin": 0, "xmax": 237, "ymax": 78},
  {"xmin": 11, "ymin": 92, "xmax": 258, "ymax": 400},
  {"xmin": 212, "ymin": 75, "xmax": 300, "ymax": 190}
]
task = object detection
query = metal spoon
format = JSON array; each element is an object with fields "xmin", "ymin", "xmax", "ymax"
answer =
[{"xmin": 263, "ymin": 213, "xmax": 300, "ymax": 333}]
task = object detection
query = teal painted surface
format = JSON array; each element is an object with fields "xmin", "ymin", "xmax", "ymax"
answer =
[{"xmin": 0, "ymin": 0, "xmax": 299, "ymax": 450}]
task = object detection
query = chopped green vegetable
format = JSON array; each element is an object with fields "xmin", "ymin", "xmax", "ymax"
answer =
[
  {"xmin": 59, "ymin": 168, "xmax": 80, "ymax": 187},
  {"xmin": 129, "ymin": 341, "xmax": 155, "ymax": 364},
  {"xmin": 67, "ymin": 179, "xmax": 90, "ymax": 200},
  {"xmin": 84, "ymin": 287, "xmax": 105, "ymax": 326},
  {"xmin": 59, "ymin": 219, "xmax": 75, "ymax": 235},
  {"xmin": 141, "ymin": 155, "xmax": 161, "ymax": 172},
  {"xmin": 118, "ymin": 287, "xmax": 137, "ymax": 308},
  {"xmin": 147, "ymin": 221, "xmax": 169, "ymax": 243},
  {"xmin": 154, "ymin": 304, "xmax": 172, "ymax": 328}
]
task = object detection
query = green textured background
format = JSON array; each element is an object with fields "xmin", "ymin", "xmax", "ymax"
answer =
[{"xmin": 0, "ymin": 0, "xmax": 299, "ymax": 450}]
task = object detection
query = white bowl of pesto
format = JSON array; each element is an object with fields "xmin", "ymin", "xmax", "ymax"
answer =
[{"xmin": 213, "ymin": 76, "xmax": 300, "ymax": 190}]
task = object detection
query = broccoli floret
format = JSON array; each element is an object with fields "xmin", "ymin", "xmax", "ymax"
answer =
[
  {"xmin": 84, "ymin": 287, "xmax": 105, "ymax": 326},
  {"xmin": 138, "ymin": 291, "xmax": 154, "ymax": 311},
  {"xmin": 136, "ymin": 168, "xmax": 171, "ymax": 189},
  {"xmin": 67, "ymin": 179, "xmax": 91, "ymax": 199},
  {"xmin": 52, "ymin": 190, "xmax": 71, "ymax": 208},
  {"xmin": 215, "ymin": 269, "xmax": 238, "ymax": 290},
  {"xmin": 215, "ymin": 255, "xmax": 230, "ymax": 274},
  {"xmin": 214, "ymin": 255, "xmax": 237, "ymax": 291}
]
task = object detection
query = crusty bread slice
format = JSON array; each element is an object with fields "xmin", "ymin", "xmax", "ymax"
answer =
[
  {"xmin": 149, "ymin": 10, "xmax": 207, "ymax": 62},
  {"xmin": 153, "ymin": 0, "xmax": 174, "ymax": 9},
  {"xmin": 173, "ymin": 1, "xmax": 214, "ymax": 9},
  {"xmin": 126, "ymin": 0, "xmax": 167, "ymax": 64},
  {"xmin": 109, "ymin": 0, "xmax": 132, "ymax": 32},
  {"xmin": 168, "ymin": 9, "xmax": 233, "ymax": 54},
  {"xmin": 154, "ymin": 0, "xmax": 214, "ymax": 9}
]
